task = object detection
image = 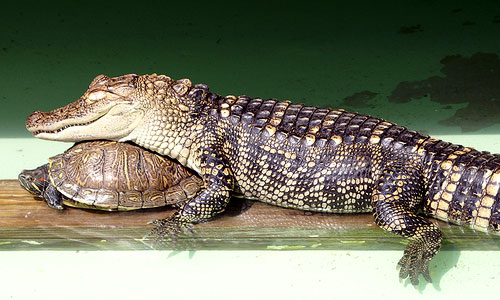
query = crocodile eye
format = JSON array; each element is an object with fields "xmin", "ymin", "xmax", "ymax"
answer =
[{"xmin": 87, "ymin": 91, "xmax": 107, "ymax": 102}]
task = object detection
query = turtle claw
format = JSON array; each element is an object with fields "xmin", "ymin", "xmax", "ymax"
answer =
[
  {"xmin": 398, "ymin": 239, "xmax": 439, "ymax": 285},
  {"xmin": 46, "ymin": 199, "xmax": 64, "ymax": 210}
]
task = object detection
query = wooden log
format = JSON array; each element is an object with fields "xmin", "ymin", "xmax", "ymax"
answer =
[{"xmin": 1, "ymin": 180, "xmax": 499, "ymax": 251}]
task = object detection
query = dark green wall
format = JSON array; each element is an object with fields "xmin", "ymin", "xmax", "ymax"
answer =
[{"xmin": 2, "ymin": 0, "xmax": 499, "ymax": 137}]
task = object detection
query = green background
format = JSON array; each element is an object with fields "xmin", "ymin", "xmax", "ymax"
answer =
[
  {"xmin": 2, "ymin": 0, "xmax": 500, "ymax": 138},
  {"xmin": 1, "ymin": 0, "xmax": 500, "ymax": 298}
]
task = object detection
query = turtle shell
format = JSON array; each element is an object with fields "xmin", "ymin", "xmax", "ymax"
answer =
[{"xmin": 48, "ymin": 140, "xmax": 202, "ymax": 211}]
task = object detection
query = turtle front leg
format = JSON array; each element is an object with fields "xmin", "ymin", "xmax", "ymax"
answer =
[
  {"xmin": 148, "ymin": 148, "xmax": 234, "ymax": 244},
  {"xmin": 43, "ymin": 184, "xmax": 64, "ymax": 210},
  {"xmin": 372, "ymin": 164, "xmax": 442, "ymax": 285}
]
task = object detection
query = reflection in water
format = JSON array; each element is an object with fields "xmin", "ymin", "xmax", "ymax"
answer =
[{"xmin": 389, "ymin": 53, "xmax": 500, "ymax": 132}]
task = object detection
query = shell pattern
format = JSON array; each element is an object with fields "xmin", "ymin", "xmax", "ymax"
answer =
[{"xmin": 48, "ymin": 140, "xmax": 202, "ymax": 210}]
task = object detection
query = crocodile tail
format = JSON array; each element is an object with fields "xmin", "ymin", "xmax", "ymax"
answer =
[{"xmin": 423, "ymin": 146, "xmax": 500, "ymax": 234}]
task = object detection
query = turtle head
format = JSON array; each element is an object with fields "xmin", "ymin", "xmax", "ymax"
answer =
[
  {"xmin": 18, "ymin": 164, "xmax": 50, "ymax": 197},
  {"xmin": 26, "ymin": 74, "xmax": 146, "ymax": 142}
]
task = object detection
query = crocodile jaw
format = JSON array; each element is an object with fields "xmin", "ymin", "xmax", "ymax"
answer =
[{"xmin": 29, "ymin": 103, "xmax": 144, "ymax": 142}]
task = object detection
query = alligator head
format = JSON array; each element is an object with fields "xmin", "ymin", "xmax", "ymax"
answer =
[
  {"xmin": 26, "ymin": 73, "xmax": 216, "ymax": 167},
  {"xmin": 26, "ymin": 74, "xmax": 147, "ymax": 141},
  {"xmin": 26, "ymin": 73, "xmax": 214, "ymax": 143}
]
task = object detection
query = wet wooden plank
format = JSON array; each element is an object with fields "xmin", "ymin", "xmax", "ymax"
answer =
[{"xmin": 1, "ymin": 180, "xmax": 499, "ymax": 251}]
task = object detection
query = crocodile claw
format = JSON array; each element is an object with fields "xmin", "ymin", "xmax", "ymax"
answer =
[
  {"xmin": 398, "ymin": 239, "xmax": 438, "ymax": 285},
  {"xmin": 146, "ymin": 213, "xmax": 193, "ymax": 247}
]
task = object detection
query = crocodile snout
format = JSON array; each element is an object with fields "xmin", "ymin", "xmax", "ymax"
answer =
[{"xmin": 26, "ymin": 110, "xmax": 44, "ymax": 129}]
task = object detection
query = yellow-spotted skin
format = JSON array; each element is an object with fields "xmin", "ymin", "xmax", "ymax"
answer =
[{"xmin": 26, "ymin": 74, "xmax": 500, "ymax": 285}]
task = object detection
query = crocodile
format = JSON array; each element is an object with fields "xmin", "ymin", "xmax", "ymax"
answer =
[{"xmin": 26, "ymin": 73, "xmax": 500, "ymax": 285}]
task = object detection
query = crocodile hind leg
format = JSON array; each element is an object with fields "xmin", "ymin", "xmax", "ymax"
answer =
[{"xmin": 372, "ymin": 164, "xmax": 442, "ymax": 285}]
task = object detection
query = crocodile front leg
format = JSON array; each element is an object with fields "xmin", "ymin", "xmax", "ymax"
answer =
[
  {"xmin": 149, "ymin": 146, "xmax": 234, "ymax": 243},
  {"xmin": 372, "ymin": 163, "xmax": 442, "ymax": 285}
]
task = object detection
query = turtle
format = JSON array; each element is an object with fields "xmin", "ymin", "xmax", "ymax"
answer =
[{"xmin": 18, "ymin": 140, "xmax": 203, "ymax": 211}]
